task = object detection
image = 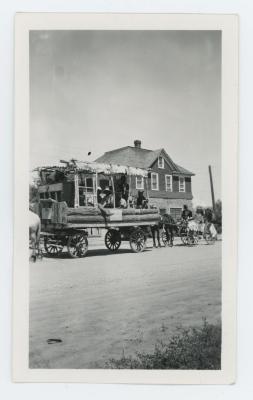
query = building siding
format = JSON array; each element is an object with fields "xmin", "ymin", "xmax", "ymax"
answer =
[
  {"xmin": 146, "ymin": 158, "xmax": 192, "ymax": 199},
  {"xmin": 148, "ymin": 197, "xmax": 193, "ymax": 215},
  {"xmin": 173, "ymin": 175, "xmax": 179, "ymax": 192},
  {"xmin": 185, "ymin": 177, "xmax": 191, "ymax": 193},
  {"xmin": 148, "ymin": 190, "xmax": 193, "ymax": 200},
  {"xmin": 96, "ymin": 145, "xmax": 194, "ymax": 213},
  {"xmin": 128, "ymin": 169, "xmax": 192, "ymax": 200}
]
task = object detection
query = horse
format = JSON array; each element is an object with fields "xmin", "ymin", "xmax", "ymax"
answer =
[
  {"xmin": 150, "ymin": 224, "xmax": 162, "ymax": 248},
  {"xmin": 29, "ymin": 210, "xmax": 41, "ymax": 262},
  {"xmin": 150, "ymin": 213, "xmax": 178, "ymax": 248}
]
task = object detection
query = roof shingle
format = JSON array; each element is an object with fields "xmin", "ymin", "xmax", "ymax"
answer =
[{"xmin": 95, "ymin": 146, "xmax": 194, "ymax": 175}]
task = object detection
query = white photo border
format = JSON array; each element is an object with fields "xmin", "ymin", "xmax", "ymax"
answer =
[{"xmin": 13, "ymin": 12, "xmax": 238, "ymax": 384}]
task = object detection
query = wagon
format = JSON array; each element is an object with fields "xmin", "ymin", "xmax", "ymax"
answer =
[
  {"xmin": 34, "ymin": 159, "xmax": 160, "ymax": 257},
  {"xmin": 160, "ymin": 219, "xmax": 216, "ymax": 247}
]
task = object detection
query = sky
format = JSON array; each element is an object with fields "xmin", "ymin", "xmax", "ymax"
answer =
[{"xmin": 30, "ymin": 30, "xmax": 221, "ymax": 206}]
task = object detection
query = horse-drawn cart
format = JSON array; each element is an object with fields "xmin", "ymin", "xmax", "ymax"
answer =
[
  {"xmin": 34, "ymin": 160, "xmax": 160, "ymax": 257},
  {"xmin": 160, "ymin": 218, "xmax": 217, "ymax": 247}
]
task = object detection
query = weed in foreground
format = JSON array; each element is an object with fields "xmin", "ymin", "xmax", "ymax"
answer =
[{"xmin": 106, "ymin": 319, "xmax": 221, "ymax": 370}]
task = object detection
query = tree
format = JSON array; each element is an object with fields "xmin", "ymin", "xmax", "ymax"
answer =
[{"xmin": 214, "ymin": 199, "xmax": 222, "ymax": 232}]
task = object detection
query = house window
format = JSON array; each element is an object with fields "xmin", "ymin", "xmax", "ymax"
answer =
[
  {"xmin": 179, "ymin": 176, "xmax": 185, "ymax": 192},
  {"xmin": 165, "ymin": 175, "xmax": 172, "ymax": 192},
  {"xmin": 136, "ymin": 176, "xmax": 144, "ymax": 190},
  {"xmin": 170, "ymin": 207, "xmax": 182, "ymax": 221},
  {"xmin": 158, "ymin": 156, "xmax": 164, "ymax": 169},
  {"xmin": 151, "ymin": 172, "xmax": 159, "ymax": 190}
]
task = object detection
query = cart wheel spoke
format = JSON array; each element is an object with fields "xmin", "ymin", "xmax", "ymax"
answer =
[
  {"xmin": 105, "ymin": 230, "xmax": 121, "ymax": 252},
  {"xmin": 129, "ymin": 229, "xmax": 146, "ymax": 253},
  {"xmin": 67, "ymin": 233, "xmax": 88, "ymax": 258},
  {"xmin": 44, "ymin": 236, "xmax": 64, "ymax": 257},
  {"xmin": 161, "ymin": 232, "xmax": 168, "ymax": 246},
  {"xmin": 204, "ymin": 233, "xmax": 215, "ymax": 245}
]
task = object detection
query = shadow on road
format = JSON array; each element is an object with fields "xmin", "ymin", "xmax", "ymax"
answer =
[
  {"xmin": 42, "ymin": 247, "xmax": 153, "ymax": 259},
  {"xmin": 85, "ymin": 248, "xmax": 152, "ymax": 257}
]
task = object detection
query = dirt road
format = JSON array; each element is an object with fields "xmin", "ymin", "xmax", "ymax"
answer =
[{"xmin": 29, "ymin": 238, "xmax": 221, "ymax": 368}]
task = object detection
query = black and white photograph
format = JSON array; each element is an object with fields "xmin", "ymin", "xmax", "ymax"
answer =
[{"xmin": 13, "ymin": 13, "xmax": 238, "ymax": 384}]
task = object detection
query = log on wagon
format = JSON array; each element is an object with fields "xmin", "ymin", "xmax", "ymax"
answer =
[{"xmin": 34, "ymin": 160, "xmax": 160, "ymax": 257}]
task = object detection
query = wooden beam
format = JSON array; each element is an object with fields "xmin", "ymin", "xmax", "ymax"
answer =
[{"xmin": 74, "ymin": 173, "xmax": 79, "ymax": 208}]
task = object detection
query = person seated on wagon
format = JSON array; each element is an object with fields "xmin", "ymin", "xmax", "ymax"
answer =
[
  {"xmin": 130, "ymin": 194, "xmax": 138, "ymax": 208},
  {"xmin": 97, "ymin": 186, "xmax": 103, "ymax": 204},
  {"xmin": 204, "ymin": 208, "xmax": 217, "ymax": 239},
  {"xmin": 181, "ymin": 204, "xmax": 192, "ymax": 221},
  {"xmin": 195, "ymin": 207, "xmax": 205, "ymax": 234},
  {"xmin": 119, "ymin": 175, "xmax": 129, "ymax": 202},
  {"xmin": 136, "ymin": 191, "xmax": 147, "ymax": 209},
  {"xmin": 102, "ymin": 186, "xmax": 113, "ymax": 208},
  {"xmin": 142, "ymin": 198, "xmax": 149, "ymax": 209},
  {"xmin": 204, "ymin": 207, "xmax": 213, "ymax": 223},
  {"xmin": 119, "ymin": 194, "xmax": 127, "ymax": 208}
]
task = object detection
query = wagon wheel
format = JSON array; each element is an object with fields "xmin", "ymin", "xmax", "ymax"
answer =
[
  {"xmin": 129, "ymin": 229, "xmax": 146, "ymax": 253},
  {"xmin": 105, "ymin": 229, "xmax": 121, "ymax": 252},
  {"xmin": 180, "ymin": 228, "xmax": 188, "ymax": 245},
  {"xmin": 189, "ymin": 231, "xmax": 199, "ymax": 245},
  {"xmin": 162, "ymin": 230, "xmax": 174, "ymax": 247},
  {"xmin": 67, "ymin": 233, "xmax": 88, "ymax": 258},
  {"xmin": 193, "ymin": 233, "xmax": 199, "ymax": 245},
  {"xmin": 204, "ymin": 232, "xmax": 215, "ymax": 245},
  {"xmin": 188, "ymin": 231, "xmax": 199, "ymax": 245},
  {"xmin": 44, "ymin": 236, "xmax": 64, "ymax": 256}
]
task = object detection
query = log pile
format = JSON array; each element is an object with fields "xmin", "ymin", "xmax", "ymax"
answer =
[
  {"xmin": 66, "ymin": 205, "xmax": 159, "ymax": 224},
  {"xmin": 40, "ymin": 202, "xmax": 160, "ymax": 226},
  {"xmin": 66, "ymin": 214, "xmax": 159, "ymax": 224}
]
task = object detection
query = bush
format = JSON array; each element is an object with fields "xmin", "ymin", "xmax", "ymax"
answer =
[
  {"xmin": 214, "ymin": 200, "xmax": 222, "ymax": 233},
  {"xmin": 106, "ymin": 320, "xmax": 221, "ymax": 370}
]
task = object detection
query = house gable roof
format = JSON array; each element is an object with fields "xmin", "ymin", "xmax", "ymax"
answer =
[{"xmin": 95, "ymin": 146, "xmax": 194, "ymax": 176}]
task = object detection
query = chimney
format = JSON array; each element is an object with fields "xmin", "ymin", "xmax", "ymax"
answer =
[{"xmin": 134, "ymin": 140, "xmax": 141, "ymax": 149}]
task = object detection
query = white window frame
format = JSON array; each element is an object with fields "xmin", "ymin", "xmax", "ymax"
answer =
[
  {"xmin": 165, "ymin": 174, "xmax": 173, "ymax": 192},
  {"xmin": 158, "ymin": 156, "xmax": 165, "ymax": 169},
  {"xmin": 136, "ymin": 176, "xmax": 144, "ymax": 190},
  {"xmin": 179, "ymin": 176, "xmax": 186, "ymax": 192},
  {"xmin": 151, "ymin": 172, "xmax": 159, "ymax": 191},
  {"xmin": 169, "ymin": 207, "xmax": 183, "ymax": 221}
]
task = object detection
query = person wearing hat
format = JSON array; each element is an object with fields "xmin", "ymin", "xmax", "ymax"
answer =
[
  {"xmin": 97, "ymin": 186, "xmax": 103, "ymax": 204},
  {"xmin": 102, "ymin": 186, "xmax": 113, "ymax": 208},
  {"xmin": 136, "ymin": 190, "xmax": 146, "ymax": 208},
  {"xmin": 119, "ymin": 194, "xmax": 127, "ymax": 208},
  {"xmin": 181, "ymin": 204, "xmax": 192, "ymax": 221},
  {"xmin": 119, "ymin": 174, "xmax": 129, "ymax": 202},
  {"xmin": 103, "ymin": 186, "xmax": 111, "ymax": 195}
]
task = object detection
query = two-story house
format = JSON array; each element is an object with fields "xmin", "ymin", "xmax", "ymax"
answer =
[{"xmin": 95, "ymin": 140, "xmax": 194, "ymax": 220}]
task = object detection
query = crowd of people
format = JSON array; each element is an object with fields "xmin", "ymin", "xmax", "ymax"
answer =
[{"xmin": 96, "ymin": 175, "xmax": 149, "ymax": 209}]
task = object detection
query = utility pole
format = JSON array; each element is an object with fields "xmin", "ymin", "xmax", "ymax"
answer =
[{"xmin": 208, "ymin": 165, "xmax": 216, "ymax": 213}]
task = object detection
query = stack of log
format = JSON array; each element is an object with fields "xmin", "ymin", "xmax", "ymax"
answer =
[
  {"xmin": 66, "ymin": 206, "xmax": 159, "ymax": 224},
  {"xmin": 39, "ymin": 202, "xmax": 160, "ymax": 225}
]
